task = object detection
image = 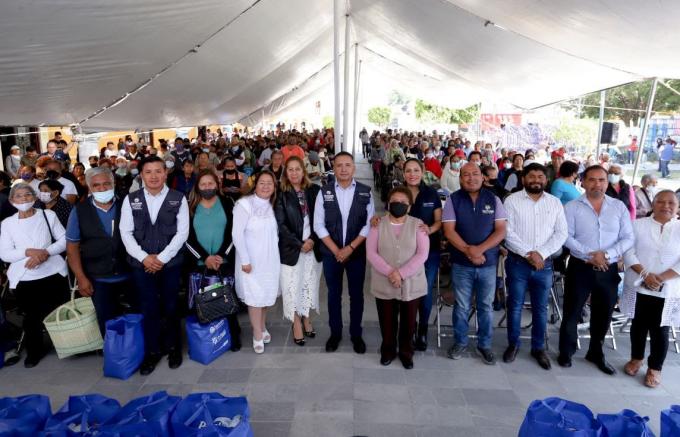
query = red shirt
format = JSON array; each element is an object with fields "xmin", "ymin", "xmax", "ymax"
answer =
[
  {"xmin": 424, "ymin": 157, "xmax": 442, "ymax": 178},
  {"xmin": 281, "ymin": 145, "xmax": 305, "ymax": 163}
]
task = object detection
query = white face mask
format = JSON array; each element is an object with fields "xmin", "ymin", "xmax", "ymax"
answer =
[
  {"xmin": 165, "ymin": 161, "xmax": 175, "ymax": 169},
  {"xmin": 12, "ymin": 202, "xmax": 33, "ymax": 212},
  {"xmin": 504, "ymin": 163, "xmax": 512, "ymax": 169},
  {"xmin": 38, "ymin": 192, "xmax": 53, "ymax": 203},
  {"xmin": 608, "ymin": 174, "xmax": 621, "ymax": 184}
]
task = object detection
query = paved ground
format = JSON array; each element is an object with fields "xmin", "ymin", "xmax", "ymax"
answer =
[{"xmin": 2, "ymin": 159, "xmax": 680, "ymax": 436}]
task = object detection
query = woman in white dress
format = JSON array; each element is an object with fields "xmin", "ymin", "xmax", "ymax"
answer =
[
  {"xmin": 232, "ymin": 170, "xmax": 280, "ymax": 353},
  {"xmin": 274, "ymin": 156, "xmax": 322, "ymax": 346}
]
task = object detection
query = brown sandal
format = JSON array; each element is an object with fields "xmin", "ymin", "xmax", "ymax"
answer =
[
  {"xmin": 624, "ymin": 359, "xmax": 643, "ymax": 376},
  {"xmin": 644, "ymin": 369, "xmax": 661, "ymax": 388}
]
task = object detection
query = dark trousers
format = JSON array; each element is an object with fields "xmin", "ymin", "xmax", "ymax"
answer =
[
  {"xmin": 323, "ymin": 255, "xmax": 366, "ymax": 338},
  {"xmin": 91, "ymin": 279, "xmax": 135, "ymax": 337},
  {"xmin": 630, "ymin": 293, "xmax": 669, "ymax": 371},
  {"xmin": 376, "ymin": 297, "xmax": 420, "ymax": 361},
  {"xmin": 558, "ymin": 258, "xmax": 620, "ymax": 359},
  {"xmin": 131, "ymin": 264, "xmax": 182, "ymax": 356},
  {"xmin": 15, "ymin": 274, "xmax": 69, "ymax": 358}
]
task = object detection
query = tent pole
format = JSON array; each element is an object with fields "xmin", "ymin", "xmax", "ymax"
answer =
[
  {"xmin": 352, "ymin": 45, "xmax": 361, "ymax": 156},
  {"xmin": 261, "ymin": 109, "xmax": 265, "ymax": 132},
  {"xmin": 632, "ymin": 77, "xmax": 659, "ymax": 184},
  {"xmin": 333, "ymin": 0, "xmax": 342, "ymax": 153},
  {"xmin": 342, "ymin": 12, "xmax": 351, "ymax": 153},
  {"xmin": 595, "ymin": 90, "xmax": 605, "ymax": 160}
]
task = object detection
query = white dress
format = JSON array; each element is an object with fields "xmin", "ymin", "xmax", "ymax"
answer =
[
  {"xmin": 280, "ymin": 214, "xmax": 322, "ymax": 321},
  {"xmin": 232, "ymin": 195, "xmax": 280, "ymax": 307}
]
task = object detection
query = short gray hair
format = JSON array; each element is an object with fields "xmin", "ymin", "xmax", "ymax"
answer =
[
  {"xmin": 9, "ymin": 182, "xmax": 36, "ymax": 200},
  {"xmin": 85, "ymin": 166, "xmax": 114, "ymax": 187},
  {"xmin": 640, "ymin": 174, "xmax": 656, "ymax": 185}
]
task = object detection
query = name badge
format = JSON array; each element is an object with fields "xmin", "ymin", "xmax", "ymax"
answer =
[
  {"xmin": 482, "ymin": 204, "xmax": 495, "ymax": 215},
  {"xmin": 168, "ymin": 200, "xmax": 180, "ymax": 207},
  {"xmin": 130, "ymin": 198, "xmax": 143, "ymax": 210},
  {"xmin": 359, "ymin": 192, "xmax": 370, "ymax": 197},
  {"xmin": 422, "ymin": 202, "xmax": 435, "ymax": 207}
]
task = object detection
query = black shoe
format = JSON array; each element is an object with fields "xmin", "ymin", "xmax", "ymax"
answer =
[
  {"xmin": 446, "ymin": 343, "xmax": 467, "ymax": 360},
  {"xmin": 414, "ymin": 334, "xmax": 428, "ymax": 352},
  {"xmin": 399, "ymin": 356, "xmax": 414, "ymax": 369},
  {"xmin": 531, "ymin": 349, "xmax": 552, "ymax": 370},
  {"xmin": 139, "ymin": 354, "xmax": 161, "ymax": 375},
  {"xmin": 503, "ymin": 345, "xmax": 519, "ymax": 363},
  {"xmin": 302, "ymin": 317, "xmax": 316, "ymax": 338},
  {"xmin": 476, "ymin": 347, "xmax": 496, "ymax": 365},
  {"xmin": 230, "ymin": 335, "xmax": 242, "ymax": 352},
  {"xmin": 351, "ymin": 336, "xmax": 366, "ymax": 354},
  {"xmin": 557, "ymin": 354, "xmax": 572, "ymax": 368},
  {"xmin": 380, "ymin": 356, "xmax": 393, "ymax": 366},
  {"xmin": 325, "ymin": 336, "xmax": 341, "ymax": 352},
  {"xmin": 168, "ymin": 349, "xmax": 182, "ymax": 369},
  {"xmin": 292, "ymin": 324, "xmax": 306, "ymax": 346},
  {"xmin": 585, "ymin": 353, "xmax": 616, "ymax": 375},
  {"xmin": 23, "ymin": 353, "xmax": 44, "ymax": 369},
  {"xmin": 4, "ymin": 349, "xmax": 21, "ymax": 367}
]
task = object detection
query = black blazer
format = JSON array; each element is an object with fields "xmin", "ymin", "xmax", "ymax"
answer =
[
  {"xmin": 274, "ymin": 185, "xmax": 322, "ymax": 266},
  {"xmin": 186, "ymin": 195, "xmax": 235, "ymax": 274}
]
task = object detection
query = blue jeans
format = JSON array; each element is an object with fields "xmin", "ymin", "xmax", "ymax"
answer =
[
  {"xmin": 418, "ymin": 251, "xmax": 440, "ymax": 331},
  {"xmin": 660, "ymin": 160, "xmax": 670, "ymax": 178},
  {"xmin": 505, "ymin": 255, "xmax": 553, "ymax": 351},
  {"xmin": 451, "ymin": 263, "xmax": 496, "ymax": 349},
  {"xmin": 323, "ymin": 255, "xmax": 366, "ymax": 338}
]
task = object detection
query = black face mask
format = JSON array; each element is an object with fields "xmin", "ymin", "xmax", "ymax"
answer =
[
  {"xmin": 199, "ymin": 188, "xmax": 217, "ymax": 200},
  {"xmin": 224, "ymin": 169, "xmax": 237, "ymax": 175},
  {"xmin": 46, "ymin": 170, "xmax": 60, "ymax": 180},
  {"xmin": 388, "ymin": 202, "xmax": 409, "ymax": 218},
  {"xmin": 487, "ymin": 178, "xmax": 498, "ymax": 185}
]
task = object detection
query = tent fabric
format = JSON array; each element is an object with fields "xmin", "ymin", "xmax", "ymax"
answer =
[{"xmin": 0, "ymin": 0, "xmax": 678, "ymax": 129}]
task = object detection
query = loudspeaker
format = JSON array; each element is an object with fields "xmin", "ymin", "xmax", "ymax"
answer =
[{"xmin": 600, "ymin": 122, "xmax": 619, "ymax": 144}]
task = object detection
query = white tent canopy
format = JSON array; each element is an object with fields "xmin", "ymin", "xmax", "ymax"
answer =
[{"xmin": 0, "ymin": 0, "xmax": 678, "ymax": 130}]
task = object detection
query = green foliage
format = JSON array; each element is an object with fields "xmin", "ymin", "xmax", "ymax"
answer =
[
  {"xmin": 566, "ymin": 79, "xmax": 680, "ymax": 126},
  {"xmin": 322, "ymin": 115, "xmax": 334, "ymax": 129},
  {"xmin": 552, "ymin": 116, "xmax": 598, "ymax": 152},
  {"xmin": 367, "ymin": 106, "xmax": 392, "ymax": 128},
  {"xmin": 388, "ymin": 90, "xmax": 410, "ymax": 106},
  {"xmin": 414, "ymin": 99, "xmax": 480, "ymax": 125}
]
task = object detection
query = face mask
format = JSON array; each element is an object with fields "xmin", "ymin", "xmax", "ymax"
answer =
[
  {"xmin": 92, "ymin": 189, "xmax": 115, "ymax": 204},
  {"xmin": 46, "ymin": 170, "xmax": 60, "ymax": 180},
  {"xmin": 608, "ymin": 174, "xmax": 621, "ymax": 184},
  {"xmin": 224, "ymin": 169, "xmax": 237, "ymax": 175},
  {"xmin": 487, "ymin": 178, "xmax": 498, "ymax": 185},
  {"xmin": 315, "ymin": 139, "xmax": 320, "ymax": 145},
  {"xmin": 388, "ymin": 202, "xmax": 409, "ymax": 218},
  {"xmin": 20, "ymin": 173, "xmax": 33, "ymax": 181},
  {"xmin": 175, "ymin": 144, "xmax": 184, "ymax": 152},
  {"xmin": 12, "ymin": 202, "xmax": 33, "ymax": 212},
  {"xmin": 130, "ymin": 168, "xmax": 139, "ymax": 176},
  {"xmin": 115, "ymin": 168, "xmax": 128, "ymax": 177},
  {"xmin": 451, "ymin": 161, "xmax": 461, "ymax": 170},
  {"xmin": 116, "ymin": 163, "xmax": 127, "ymax": 169},
  {"xmin": 11, "ymin": 154, "xmax": 20, "ymax": 161},
  {"xmin": 199, "ymin": 188, "xmax": 217, "ymax": 200},
  {"xmin": 202, "ymin": 148, "xmax": 210, "ymax": 153},
  {"xmin": 165, "ymin": 161, "xmax": 175, "ymax": 169},
  {"xmin": 504, "ymin": 163, "xmax": 512, "ymax": 169},
  {"xmin": 38, "ymin": 192, "xmax": 53, "ymax": 203}
]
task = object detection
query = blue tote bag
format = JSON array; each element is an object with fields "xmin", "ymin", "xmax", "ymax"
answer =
[
  {"xmin": 103, "ymin": 314, "xmax": 145, "ymax": 380},
  {"xmin": 597, "ymin": 409, "xmax": 655, "ymax": 437},
  {"xmin": 518, "ymin": 397, "xmax": 605, "ymax": 437},
  {"xmin": 0, "ymin": 394, "xmax": 51, "ymax": 437},
  {"xmin": 99, "ymin": 391, "xmax": 181, "ymax": 436},
  {"xmin": 44, "ymin": 394, "xmax": 120, "ymax": 436},
  {"xmin": 170, "ymin": 393, "xmax": 252, "ymax": 437},
  {"xmin": 660, "ymin": 405, "xmax": 680, "ymax": 437},
  {"xmin": 186, "ymin": 316, "xmax": 231, "ymax": 365}
]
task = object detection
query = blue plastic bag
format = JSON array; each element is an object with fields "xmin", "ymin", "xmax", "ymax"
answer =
[
  {"xmin": 598, "ymin": 409, "xmax": 655, "ymax": 437},
  {"xmin": 99, "ymin": 391, "xmax": 181, "ymax": 436},
  {"xmin": 44, "ymin": 394, "xmax": 120, "ymax": 436},
  {"xmin": 518, "ymin": 397, "xmax": 604, "ymax": 437},
  {"xmin": 660, "ymin": 405, "xmax": 680, "ymax": 437},
  {"xmin": 103, "ymin": 314, "xmax": 145, "ymax": 380},
  {"xmin": 170, "ymin": 393, "xmax": 252, "ymax": 437},
  {"xmin": 0, "ymin": 394, "xmax": 51, "ymax": 436},
  {"xmin": 186, "ymin": 316, "xmax": 231, "ymax": 365}
]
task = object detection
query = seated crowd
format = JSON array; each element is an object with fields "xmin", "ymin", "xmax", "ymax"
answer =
[{"xmin": 0, "ymin": 127, "xmax": 678, "ymax": 390}]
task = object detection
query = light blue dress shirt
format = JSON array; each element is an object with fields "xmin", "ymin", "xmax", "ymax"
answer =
[
  {"xmin": 313, "ymin": 179, "xmax": 375, "ymax": 245},
  {"xmin": 564, "ymin": 194, "xmax": 634, "ymax": 263}
]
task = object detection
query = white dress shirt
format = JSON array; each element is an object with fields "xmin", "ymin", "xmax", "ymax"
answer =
[
  {"xmin": 57, "ymin": 177, "xmax": 78, "ymax": 199},
  {"xmin": 313, "ymin": 179, "xmax": 374, "ymax": 245},
  {"xmin": 504, "ymin": 189, "xmax": 568, "ymax": 260},
  {"xmin": 0, "ymin": 209, "xmax": 67, "ymax": 288},
  {"xmin": 120, "ymin": 185, "xmax": 189, "ymax": 265}
]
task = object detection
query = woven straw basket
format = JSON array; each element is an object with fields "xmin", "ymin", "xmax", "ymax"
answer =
[{"xmin": 43, "ymin": 289, "xmax": 103, "ymax": 359}]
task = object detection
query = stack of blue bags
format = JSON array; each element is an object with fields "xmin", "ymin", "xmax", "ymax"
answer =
[
  {"xmin": 519, "ymin": 397, "xmax": 680, "ymax": 436},
  {"xmin": 0, "ymin": 391, "xmax": 252, "ymax": 436}
]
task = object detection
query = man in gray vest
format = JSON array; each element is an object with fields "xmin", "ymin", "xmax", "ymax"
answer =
[
  {"xmin": 120, "ymin": 156, "xmax": 189, "ymax": 375},
  {"xmin": 314, "ymin": 152, "xmax": 375, "ymax": 353},
  {"xmin": 66, "ymin": 167, "xmax": 131, "ymax": 336}
]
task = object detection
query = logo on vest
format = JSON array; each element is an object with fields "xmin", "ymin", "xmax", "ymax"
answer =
[
  {"xmin": 359, "ymin": 192, "xmax": 370, "ymax": 197},
  {"xmin": 482, "ymin": 204, "xmax": 495, "ymax": 215},
  {"xmin": 168, "ymin": 200, "xmax": 180, "ymax": 207},
  {"xmin": 323, "ymin": 191, "xmax": 335, "ymax": 202},
  {"xmin": 130, "ymin": 198, "xmax": 143, "ymax": 210}
]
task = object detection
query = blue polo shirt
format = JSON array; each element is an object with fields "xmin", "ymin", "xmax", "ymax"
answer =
[{"xmin": 409, "ymin": 183, "xmax": 442, "ymax": 253}]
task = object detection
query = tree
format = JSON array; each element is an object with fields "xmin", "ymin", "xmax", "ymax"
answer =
[
  {"xmin": 322, "ymin": 115, "xmax": 334, "ymax": 129},
  {"xmin": 414, "ymin": 99, "xmax": 480, "ymax": 125},
  {"xmin": 552, "ymin": 116, "xmax": 598, "ymax": 152},
  {"xmin": 566, "ymin": 79, "xmax": 680, "ymax": 127},
  {"xmin": 367, "ymin": 106, "xmax": 392, "ymax": 128}
]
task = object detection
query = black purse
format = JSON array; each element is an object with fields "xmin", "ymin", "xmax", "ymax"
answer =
[{"xmin": 194, "ymin": 244, "xmax": 241, "ymax": 323}]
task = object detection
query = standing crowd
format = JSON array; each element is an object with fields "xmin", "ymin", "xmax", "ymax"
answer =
[{"xmin": 0, "ymin": 127, "xmax": 679, "ymax": 389}]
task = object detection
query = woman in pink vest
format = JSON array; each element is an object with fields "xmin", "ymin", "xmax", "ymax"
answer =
[{"xmin": 366, "ymin": 187, "xmax": 429, "ymax": 369}]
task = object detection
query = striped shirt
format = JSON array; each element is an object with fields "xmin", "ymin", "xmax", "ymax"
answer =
[{"xmin": 504, "ymin": 190, "xmax": 568, "ymax": 259}]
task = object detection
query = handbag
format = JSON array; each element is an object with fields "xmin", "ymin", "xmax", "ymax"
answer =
[{"xmin": 194, "ymin": 272, "xmax": 239, "ymax": 323}]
